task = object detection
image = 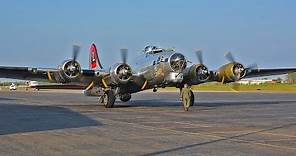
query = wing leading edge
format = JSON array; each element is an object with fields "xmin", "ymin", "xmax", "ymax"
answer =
[
  {"xmin": 0, "ymin": 66, "xmax": 56, "ymax": 81},
  {"xmin": 245, "ymin": 68, "xmax": 296, "ymax": 78},
  {"xmin": 0, "ymin": 66, "xmax": 106, "ymax": 88}
]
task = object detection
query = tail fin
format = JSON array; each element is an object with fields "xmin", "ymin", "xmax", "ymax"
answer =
[{"xmin": 89, "ymin": 43, "xmax": 103, "ymax": 70}]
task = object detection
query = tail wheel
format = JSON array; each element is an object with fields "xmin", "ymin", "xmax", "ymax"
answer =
[{"xmin": 102, "ymin": 90, "xmax": 116, "ymax": 108}]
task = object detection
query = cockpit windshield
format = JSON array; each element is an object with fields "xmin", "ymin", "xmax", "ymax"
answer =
[{"xmin": 144, "ymin": 45, "xmax": 164, "ymax": 54}]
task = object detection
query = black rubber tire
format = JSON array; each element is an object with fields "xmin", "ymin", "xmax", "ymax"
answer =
[
  {"xmin": 119, "ymin": 94, "xmax": 131, "ymax": 102},
  {"xmin": 98, "ymin": 96, "xmax": 104, "ymax": 104},
  {"xmin": 103, "ymin": 90, "xmax": 116, "ymax": 108},
  {"xmin": 189, "ymin": 90, "xmax": 195, "ymax": 106}
]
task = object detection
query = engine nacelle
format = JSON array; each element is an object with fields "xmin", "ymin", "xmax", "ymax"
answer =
[
  {"xmin": 216, "ymin": 63, "xmax": 246, "ymax": 83},
  {"xmin": 110, "ymin": 63, "xmax": 132, "ymax": 84},
  {"xmin": 58, "ymin": 60, "xmax": 82, "ymax": 82},
  {"xmin": 183, "ymin": 64, "xmax": 210, "ymax": 84}
]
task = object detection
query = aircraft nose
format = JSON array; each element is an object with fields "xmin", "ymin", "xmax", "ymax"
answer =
[{"xmin": 169, "ymin": 53, "xmax": 187, "ymax": 72}]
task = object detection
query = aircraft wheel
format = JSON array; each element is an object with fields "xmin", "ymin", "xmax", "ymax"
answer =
[
  {"xmin": 182, "ymin": 89, "xmax": 194, "ymax": 111},
  {"xmin": 189, "ymin": 90, "xmax": 195, "ymax": 106},
  {"xmin": 119, "ymin": 94, "xmax": 131, "ymax": 102},
  {"xmin": 98, "ymin": 95, "xmax": 104, "ymax": 104},
  {"xmin": 102, "ymin": 90, "xmax": 116, "ymax": 108}
]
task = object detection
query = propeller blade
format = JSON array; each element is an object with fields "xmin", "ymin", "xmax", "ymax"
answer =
[
  {"xmin": 195, "ymin": 50, "xmax": 203, "ymax": 64},
  {"xmin": 120, "ymin": 48, "xmax": 128, "ymax": 64},
  {"xmin": 73, "ymin": 45, "xmax": 80, "ymax": 61},
  {"xmin": 225, "ymin": 51, "xmax": 235, "ymax": 63}
]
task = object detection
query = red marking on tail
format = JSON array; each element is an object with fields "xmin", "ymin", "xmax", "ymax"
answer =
[{"xmin": 89, "ymin": 43, "xmax": 103, "ymax": 70}]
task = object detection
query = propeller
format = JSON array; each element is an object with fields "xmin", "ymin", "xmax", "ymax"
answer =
[
  {"xmin": 72, "ymin": 45, "xmax": 80, "ymax": 62},
  {"xmin": 194, "ymin": 49, "xmax": 210, "ymax": 81},
  {"xmin": 61, "ymin": 45, "xmax": 82, "ymax": 79},
  {"xmin": 120, "ymin": 48, "xmax": 128, "ymax": 64},
  {"xmin": 224, "ymin": 51, "xmax": 244, "ymax": 77},
  {"xmin": 222, "ymin": 51, "xmax": 260, "ymax": 90},
  {"xmin": 224, "ymin": 51, "xmax": 235, "ymax": 63},
  {"xmin": 220, "ymin": 51, "xmax": 244, "ymax": 84},
  {"xmin": 115, "ymin": 48, "xmax": 132, "ymax": 82},
  {"xmin": 195, "ymin": 49, "xmax": 203, "ymax": 64},
  {"xmin": 231, "ymin": 63, "xmax": 259, "ymax": 92}
]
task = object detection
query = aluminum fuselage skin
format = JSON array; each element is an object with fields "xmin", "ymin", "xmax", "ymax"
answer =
[{"xmin": 124, "ymin": 50, "xmax": 184, "ymax": 92}]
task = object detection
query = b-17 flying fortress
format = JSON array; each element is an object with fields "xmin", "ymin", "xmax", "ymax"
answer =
[{"xmin": 1, "ymin": 44, "xmax": 296, "ymax": 111}]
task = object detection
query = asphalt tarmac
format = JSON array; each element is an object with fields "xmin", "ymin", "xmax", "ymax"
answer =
[{"xmin": 0, "ymin": 90, "xmax": 296, "ymax": 156}]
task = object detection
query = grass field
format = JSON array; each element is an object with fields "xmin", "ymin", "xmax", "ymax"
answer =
[
  {"xmin": 156, "ymin": 83, "xmax": 296, "ymax": 93},
  {"xmin": 193, "ymin": 83, "xmax": 296, "ymax": 92}
]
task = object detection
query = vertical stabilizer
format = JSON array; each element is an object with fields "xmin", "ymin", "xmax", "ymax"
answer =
[{"xmin": 89, "ymin": 43, "xmax": 103, "ymax": 70}]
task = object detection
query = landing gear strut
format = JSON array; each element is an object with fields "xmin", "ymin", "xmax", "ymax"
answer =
[
  {"xmin": 181, "ymin": 84, "xmax": 195, "ymax": 111},
  {"xmin": 99, "ymin": 90, "xmax": 116, "ymax": 108}
]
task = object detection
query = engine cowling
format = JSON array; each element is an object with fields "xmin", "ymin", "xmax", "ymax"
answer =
[
  {"xmin": 184, "ymin": 64, "xmax": 210, "ymax": 84},
  {"xmin": 110, "ymin": 63, "xmax": 132, "ymax": 84},
  {"xmin": 169, "ymin": 53, "xmax": 187, "ymax": 72},
  {"xmin": 58, "ymin": 60, "xmax": 82, "ymax": 82},
  {"xmin": 216, "ymin": 63, "xmax": 246, "ymax": 83}
]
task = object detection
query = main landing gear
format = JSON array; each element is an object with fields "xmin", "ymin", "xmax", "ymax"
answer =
[
  {"xmin": 119, "ymin": 94, "xmax": 132, "ymax": 102},
  {"xmin": 180, "ymin": 84, "xmax": 195, "ymax": 111},
  {"xmin": 99, "ymin": 90, "xmax": 116, "ymax": 108},
  {"xmin": 98, "ymin": 90, "xmax": 132, "ymax": 108}
]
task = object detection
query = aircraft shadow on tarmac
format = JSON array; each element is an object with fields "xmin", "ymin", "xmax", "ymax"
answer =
[
  {"xmin": 0, "ymin": 97, "xmax": 16, "ymax": 101},
  {"xmin": 116, "ymin": 99, "xmax": 296, "ymax": 108},
  {"xmin": 139, "ymin": 122, "xmax": 296, "ymax": 156},
  {"xmin": 0, "ymin": 101, "xmax": 101, "ymax": 135}
]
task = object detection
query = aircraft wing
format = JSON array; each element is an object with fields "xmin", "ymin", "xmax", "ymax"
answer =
[
  {"xmin": 244, "ymin": 68, "xmax": 296, "ymax": 78},
  {"xmin": 30, "ymin": 84, "xmax": 86, "ymax": 90},
  {"xmin": 0, "ymin": 66, "xmax": 98, "ymax": 85},
  {"xmin": 188, "ymin": 67, "xmax": 296, "ymax": 85},
  {"xmin": 0, "ymin": 66, "xmax": 58, "ymax": 81}
]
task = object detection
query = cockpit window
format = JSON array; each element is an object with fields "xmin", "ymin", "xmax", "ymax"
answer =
[
  {"xmin": 144, "ymin": 45, "xmax": 164, "ymax": 54},
  {"xmin": 153, "ymin": 49, "xmax": 163, "ymax": 53},
  {"xmin": 144, "ymin": 46, "xmax": 153, "ymax": 52}
]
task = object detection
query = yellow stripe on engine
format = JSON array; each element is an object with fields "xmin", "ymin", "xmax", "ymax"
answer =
[
  {"xmin": 47, "ymin": 71, "xmax": 53, "ymax": 81},
  {"xmin": 141, "ymin": 80, "xmax": 148, "ymax": 90},
  {"xmin": 221, "ymin": 76, "xmax": 225, "ymax": 84},
  {"xmin": 85, "ymin": 81, "xmax": 94, "ymax": 91},
  {"xmin": 102, "ymin": 78, "xmax": 108, "ymax": 88}
]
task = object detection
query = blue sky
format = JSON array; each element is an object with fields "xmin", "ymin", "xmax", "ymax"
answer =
[{"xmin": 0, "ymin": 0, "xmax": 295, "ymax": 69}]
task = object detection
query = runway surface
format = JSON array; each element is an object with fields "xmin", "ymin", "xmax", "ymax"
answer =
[{"xmin": 0, "ymin": 90, "xmax": 296, "ymax": 156}]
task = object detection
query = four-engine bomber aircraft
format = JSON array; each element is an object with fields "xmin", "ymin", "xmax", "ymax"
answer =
[{"xmin": 1, "ymin": 44, "xmax": 296, "ymax": 111}]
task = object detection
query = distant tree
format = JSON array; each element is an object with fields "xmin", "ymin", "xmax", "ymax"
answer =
[{"xmin": 287, "ymin": 72, "xmax": 296, "ymax": 84}]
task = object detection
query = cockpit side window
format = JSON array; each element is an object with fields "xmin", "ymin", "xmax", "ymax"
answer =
[{"xmin": 144, "ymin": 45, "xmax": 164, "ymax": 54}]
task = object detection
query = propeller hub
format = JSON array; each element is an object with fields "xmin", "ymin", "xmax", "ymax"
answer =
[
  {"xmin": 233, "ymin": 63, "xmax": 246, "ymax": 80},
  {"xmin": 111, "ymin": 63, "xmax": 133, "ymax": 83},
  {"xmin": 196, "ymin": 65, "xmax": 210, "ymax": 82},
  {"xmin": 61, "ymin": 60, "xmax": 81, "ymax": 79}
]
